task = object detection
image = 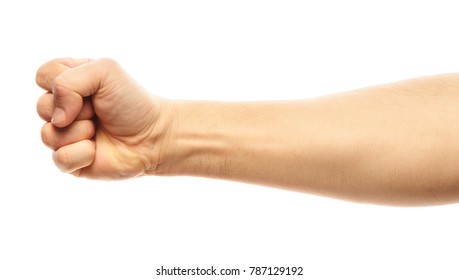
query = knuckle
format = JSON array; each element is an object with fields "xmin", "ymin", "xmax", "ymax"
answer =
[
  {"xmin": 36, "ymin": 97, "xmax": 46, "ymax": 119},
  {"xmin": 41, "ymin": 124, "xmax": 55, "ymax": 148},
  {"xmin": 35, "ymin": 64, "xmax": 51, "ymax": 88},
  {"xmin": 36, "ymin": 59, "xmax": 65, "ymax": 89},
  {"xmin": 96, "ymin": 58, "xmax": 123, "ymax": 84},
  {"xmin": 59, "ymin": 57, "xmax": 74, "ymax": 67},
  {"xmin": 99, "ymin": 57, "xmax": 117, "ymax": 66},
  {"xmin": 53, "ymin": 149, "xmax": 71, "ymax": 172},
  {"xmin": 36, "ymin": 94, "xmax": 53, "ymax": 120},
  {"xmin": 98, "ymin": 57, "xmax": 121, "ymax": 73}
]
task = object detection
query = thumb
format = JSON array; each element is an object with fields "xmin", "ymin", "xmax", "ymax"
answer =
[{"xmin": 51, "ymin": 58, "xmax": 116, "ymax": 127}]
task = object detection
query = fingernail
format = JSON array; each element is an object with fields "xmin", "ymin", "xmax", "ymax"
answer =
[{"xmin": 52, "ymin": 107, "xmax": 66, "ymax": 124}]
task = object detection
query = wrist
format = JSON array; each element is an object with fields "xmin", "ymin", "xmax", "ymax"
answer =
[
  {"xmin": 143, "ymin": 97, "xmax": 177, "ymax": 176},
  {"xmin": 148, "ymin": 100, "xmax": 231, "ymax": 177}
]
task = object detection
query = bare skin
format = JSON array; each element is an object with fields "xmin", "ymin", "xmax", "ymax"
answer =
[{"xmin": 36, "ymin": 58, "xmax": 459, "ymax": 206}]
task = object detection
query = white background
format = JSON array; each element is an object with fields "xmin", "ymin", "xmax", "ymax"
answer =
[{"xmin": 1, "ymin": 1, "xmax": 459, "ymax": 279}]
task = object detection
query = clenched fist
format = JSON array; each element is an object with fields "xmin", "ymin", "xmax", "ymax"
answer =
[{"xmin": 36, "ymin": 58, "xmax": 172, "ymax": 179}]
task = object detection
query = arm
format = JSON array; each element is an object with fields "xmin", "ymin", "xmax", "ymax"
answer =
[
  {"xmin": 36, "ymin": 58, "xmax": 459, "ymax": 206},
  {"xmin": 156, "ymin": 76, "xmax": 459, "ymax": 206}
]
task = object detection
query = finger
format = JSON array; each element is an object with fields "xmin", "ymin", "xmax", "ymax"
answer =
[
  {"xmin": 41, "ymin": 120, "xmax": 95, "ymax": 150},
  {"xmin": 36, "ymin": 58, "xmax": 93, "ymax": 91},
  {"xmin": 53, "ymin": 139, "xmax": 95, "ymax": 173},
  {"xmin": 51, "ymin": 58, "xmax": 121, "ymax": 127},
  {"xmin": 37, "ymin": 93, "xmax": 94, "ymax": 122}
]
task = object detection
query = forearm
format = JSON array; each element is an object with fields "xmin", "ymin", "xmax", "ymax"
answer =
[{"xmin": 153, "ymin": 74, "xmax": 459, "ymax": 206}]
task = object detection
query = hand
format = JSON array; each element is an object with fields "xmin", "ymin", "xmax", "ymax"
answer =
[{"xmin": 36, "ymin": 58, "xmax": 171, "ymax": 179}]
